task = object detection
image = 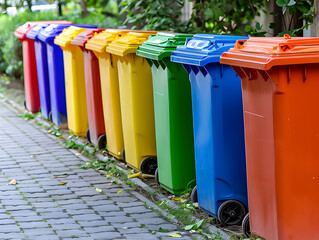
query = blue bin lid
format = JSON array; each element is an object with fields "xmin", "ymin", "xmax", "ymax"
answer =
[
  {"xmin": 25, "ymin": 23, "xmax": 49, "ymax": 40},
  {"xmin": 38, "ymin": 24, "xmax": 97, "ymax": 42},
  {"xmin": 171, "ymin": 34, "xmax": 249, "ymax": 66}
]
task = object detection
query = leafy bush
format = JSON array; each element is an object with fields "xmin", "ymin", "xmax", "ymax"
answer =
[
  {"xmin": 119, "ymin": 0, "xmax": 192, "ymax": 32},
  {"xmin": 0, "ymin": 8, "xmax": 120, "ymax": 80}
]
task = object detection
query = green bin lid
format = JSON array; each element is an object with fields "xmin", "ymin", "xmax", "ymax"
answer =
[{"xmin": 137, "ymin": 32, "xmax": 193, "ymax": 60}]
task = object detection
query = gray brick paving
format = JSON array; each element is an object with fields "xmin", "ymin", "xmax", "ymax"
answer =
[{"xmin": 0, "ymin": 100, "xmax": 199, "ymax": 239}]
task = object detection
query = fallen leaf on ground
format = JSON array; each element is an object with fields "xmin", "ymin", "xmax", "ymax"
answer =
[
  {"xmin": 51, "ymin": 174, "xmax": 69, "ymax": 179},
  {"xmin": 128, "ymin": 172, "xmax": 142, "ymax": 178},
  {"xmin": 75, "ymin": 153, "xmax": 81, "ymax": 156},
  {"xmin": 57, "ymin": 136, "xmax": 63, "ymax": 139},
  {"xmin": 107, "ymin": 183, "xmax": 113, "ymax": 186},
  {"xmin": 95, "ymin": 188, "xmax": 103, "ymax": 193},
  {"xmin": 8, "ymin": 179, "xmax": 17, "ymax": 185},
  {"xmin": 172, "ymin": 197, "xmax": 186, "ymax": 203},
  {"xmin": 117, "ymin": 191, "xmax": 122, "ymax": 194},
  {"xmin": 167, "ymin": 233, "xmax": 182, "ymax": 238},
  {"xmin": 58, "ymin": 182, "xmax": 66, "ymax": 185},
  {"xmin": 30, "ymin": 155, "xmax": 37, "ymax": 158}
]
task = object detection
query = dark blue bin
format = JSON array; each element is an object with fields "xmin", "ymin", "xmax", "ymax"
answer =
[
  {"xmin": 171, "ymin": 34, "xmax": 249, "ymax": 226},
  {"xmin": 26, "ymin": 24, "xmax": 51, "ymax": 119},
  {"xmin": 37, "ymin": 24, "xmax": 97, "ymax": 127}
]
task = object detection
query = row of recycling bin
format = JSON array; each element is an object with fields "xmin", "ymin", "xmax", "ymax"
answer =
[{"xmin": 15, "ymin": 20, "xmax": 319, "ymax": 240}]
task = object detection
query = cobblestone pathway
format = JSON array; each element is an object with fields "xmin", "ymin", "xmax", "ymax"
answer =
[{"xmin": 0, "ymin": 100, "xmax": 199, "ymax": 240}]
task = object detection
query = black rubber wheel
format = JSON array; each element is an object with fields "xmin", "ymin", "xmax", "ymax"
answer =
[
  {"xmin": 24, "ymin": 100, "xmax": 27, "ymax": 111},
  {"xmin": 217, "ymin": 200, "xmax": 247, "ymax": 226},
  {"xmin": 154, "ymin": 168, "xmax": 159, "ymax": 185},
  {"xmin": 191, "ymin": 185, "xmax": 198, "ymax": 203},
  {"xmin": 140, "ymin": 156, "xmax": 157, "ymax": 175},
  {"xmin": 242, "ymin": 213, "xmax": 250, "ymax": 237},
  {"xmin": 97, "ymin": 134, "xmax": 107, "ymax": 150},
  {"xmin": 122, "ymin": 148, "xmax": 126, "ymax": 162},
  {"xmin": 48, "ymin": 111, "xmax": 53, "ymax": 122},
  {"xmin": 86, "ymin": 129, "xmax": 91, "ymax": 143}
]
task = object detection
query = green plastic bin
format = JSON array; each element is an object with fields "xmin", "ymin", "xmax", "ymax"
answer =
[{"xmin": 137, "ymin": 32, "xmax": 196, "ymax": 195}]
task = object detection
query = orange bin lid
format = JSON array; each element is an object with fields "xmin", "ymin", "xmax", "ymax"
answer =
[
  {"xmin": 220, "ymin": 34, "xmax": 319, "ymax": 70},
  {"xmin": 14, "ymin": 20, "xmax": 73, "ymax": 40}
]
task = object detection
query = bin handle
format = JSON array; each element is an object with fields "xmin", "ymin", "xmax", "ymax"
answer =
[{"xmin": 235, "ymin": 40, "xmax": 247, "ymax": 49}]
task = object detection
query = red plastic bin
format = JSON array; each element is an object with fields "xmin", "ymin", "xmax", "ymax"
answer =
[
  {"xmin": 70, "ymin": 29, "xmax": 106, "ymax": 149},
  {"xmin": 14, "ymin": 21, "xmax": 72, "ymax": 113}
]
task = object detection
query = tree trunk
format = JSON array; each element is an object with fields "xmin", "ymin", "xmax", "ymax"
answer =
[
  {"xmin": 26, "ymin": 0, "xmax": 32, "ymax": 11},
  {"xmin": 57, "ymin": 0, "xmax": 63, "ymax": 17},
  {"xmin": 80, "ymin": 0, "xmax": 88, "ymax": 17}
]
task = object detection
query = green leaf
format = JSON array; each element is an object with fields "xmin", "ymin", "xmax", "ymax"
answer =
[
  {"xmin": 296, "ymin": 5, "xmax": 310, "ymax": 13},
  {"xmin": 167, "ymin": 233, "xmax": 182, "ymax": 238},
  {"xmin": 287, "ymin": 0, "xmax": 296, "ymax": 6},
  {"xmin": 269, "ymin": 23, "xmax": 277, "ymax": 29},
  {"xmin": 193, "ymin": 219, "xmax": 205, "ymax": 229},
  {"xmin": 184, "ymin": 224, "xmax": 194, "ymax": 231},
  {"xmin": 276, "ymin": 0, "xmax": 289, "ymax": 7},
  {"xmin": 256, "ymin": 22, "xmax": 261, "ymax": 30},
  {"xmin": 184, "ymin": 219, "xmax": 205, "ymax": 231}
]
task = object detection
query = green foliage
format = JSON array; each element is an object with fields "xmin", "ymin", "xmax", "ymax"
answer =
[
  {"xmin": 190, "ymin": 0, "xmax": 266, "ymax": 35},
  {"xmin": 0, "ymin": 4, "xmax": 120, "ymax": 81},
  {"xmin": 119, "ymin": 0, "xmax": 192, "ymax": 32}
]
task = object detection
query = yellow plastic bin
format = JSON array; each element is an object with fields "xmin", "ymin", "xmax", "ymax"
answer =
[
  {"xmin": 85, "ymin": 29, "xmax": 128, "ymax": 160},
  {"xmin": 105, "ymin": 31, "xmax": 157, "ymax": 173},
  {"xmin": 54, "ymin": 25, "xmax": 96, "ymax": 136}
]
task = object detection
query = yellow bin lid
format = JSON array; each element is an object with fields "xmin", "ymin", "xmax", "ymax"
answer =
[
  {"xmin": 85, "ymin": 29, "xmax": 130, "ymax": 53},
  {"xmin": 54, "ymin": 26, "xmax": 88, "ymax": 48},
  {"xmin": 105, "ymin": 31, "xmax": 157, "ymax": 56}
]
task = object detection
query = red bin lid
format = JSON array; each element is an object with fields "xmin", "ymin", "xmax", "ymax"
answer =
[
  {"xmin": 70, "ymin": 29, "xmax": 105, "ymax": 47},
  {"xmin": 220, "ymin": 34, "xmax": 319, "ymax": 70},
  {"xmin": 14, "ymin": 20, "xmax": 73, "ymax": 40}
]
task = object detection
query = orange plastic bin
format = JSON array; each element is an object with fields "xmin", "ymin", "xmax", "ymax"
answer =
[
  {"xmin": 14, "ymin": 21, "xmax": 72, "ymax": 113},
  {"xmin": 220, "ymin": 35, "xmax": 319, "ymax": 240}
]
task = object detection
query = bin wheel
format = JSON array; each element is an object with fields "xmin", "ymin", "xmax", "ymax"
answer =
[
  {"xmin": 217, "ymin": 200, "xmax": 247, "ymax": 226},
  {"xmin": 23, "ymin": 100, "xmax": 27, "ymax": 111},
  {"xmin": 154, "ymin": 168, "xmax": 159, "ymax": 185},
  {"xmin": 140, "ymin": 156, "xmax": 157, "ymax": 175},
  {"xmin": 191, "ymin": 185, "xmax": 198, "ymax": 203},
  {"xmin": 48, "ymin": 111, "xmax": 52, "ymax": 122},
  {"xmin": 86, "ymin": 129, "xmax": 91, "ymax": 143},
  {"xmin": 97, "ymin": 134, "xmax": 107, "ymax": 150},
  {"xmin": 122, "ymin": 148, "xmax": 126, "ymax": 162},
  {"xmin": 242, "ymin": 213, "xmax": 250, "ymax": 237}
]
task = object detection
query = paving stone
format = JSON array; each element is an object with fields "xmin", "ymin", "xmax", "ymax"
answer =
[
  {"xmin": 0, "ymin": 224, "xmax": 21, "ymax": 233},
  {"xmin": 78, "ymin": 220, "xmax": 110, "ymax": 227},
  {"xmin": 124, "ymin": 233, "xmax": 160, "ymax": 240},
  {"xmin": 55, "ymin": 230, "xmax": 89, "ymax": 238},
  {"xmin": 72, "ymin": 214, "xmax": 102, "ymax": 221},
  {"xmin": 51, "ymin": 224, "xmax": 82, "ymax": 231},
  {"xmin": 40, "ymin": 212, "xmax": 70, "ymax": 219},
  {"xmin": 123, "ymin": 206, "xmax": 152, "ymax": 214},
  {"xmin": 18, "ymin": 221, "xmax": 50, "ymax": 229},
  {"xmin": 89, "ymin": 232, "xmax": 122, "ymax": 239},
  {"xmin": 146, "ymin": 224, "xmax": 178, "ymax": 231},
  {"xmin": 84, "ymin": 226, "xmax": 116, "ymax": 233},
  {"xmin": 23, "ymin": 228, "xmax": 56, "ymax": 236},
  {"xmin": 103, "ymin": 216, "xmax": 135, "ymax": 223},
  {"xmin": 0, "ymin": 219, "xmax": 16, "ymax": 225}
]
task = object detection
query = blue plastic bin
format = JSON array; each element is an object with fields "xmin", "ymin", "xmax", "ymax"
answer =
[
  {"xmin": 26, "ymin": 24, "xmax": 51, "ymax": 119},
  {"xmin": 37, "ymin": 24, "xmax": 96, "ymax": 127},
  {"xmin": 171, "ymin": 34, "xmax": 248, "ymax": 226}
]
